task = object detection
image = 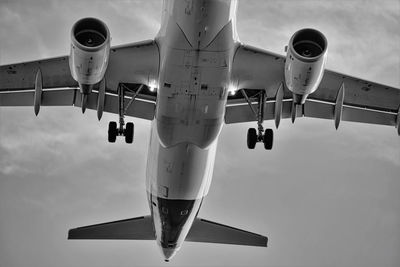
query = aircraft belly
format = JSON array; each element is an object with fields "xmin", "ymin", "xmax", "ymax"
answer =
[
  {"xmin": 146, "ymin": 121, "xmax": 216, "ymax": 200},
  {"xmin": 142, "ymin": 3, "xmax": 239, "ymax": 259},
  {"xmin": 155, "ymin": 6, "xmax": 237, "ymax": 148},
  {"xmin": 159, "ymin": 0, "xmax": 237, "ymax": 49},
  {"xmin": 149, "ymin": 48, "xmax": 224, "ymax": 199},
  {"xmin": 156, "ymin": 48, "xmax": 230, "ymax": 148}
]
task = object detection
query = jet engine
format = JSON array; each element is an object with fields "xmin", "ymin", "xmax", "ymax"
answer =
[
  {"xmin": 284, "ymin": 28, "xmax": 328, "ymax": 104},
  {"xmin": 69, "ymin": 17, "xmax": 110, "ymax": 94}
]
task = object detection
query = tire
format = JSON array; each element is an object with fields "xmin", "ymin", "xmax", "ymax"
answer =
[
  {"xmin": 247, "ymin": 128, "xmax": 257, "ymax": 149},
  {"xmin": 125, "ymin": 122, "xmax": 134, "ymax": 144},
  {"xmin": 263, "ymin": 128, "xmax": 273, "ymax": 150},
  {"xmin": 108, "ymin": 121, "xmax": 117, "ymax": 143}
]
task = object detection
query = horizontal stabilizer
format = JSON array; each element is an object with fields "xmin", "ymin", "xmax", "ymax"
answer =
[
  {"xmin": 186, "ymin": 218, "xmax": 268, "ymax": 247},
  {"xmin": 68, "ymin": 216, "xmax": 155, "ymax": 240}
]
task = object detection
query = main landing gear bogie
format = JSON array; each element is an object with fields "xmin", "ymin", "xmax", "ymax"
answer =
[
  {"xmin": 108, "ymin": 121, "xmax": 134, "ymax": 144},
  {"xmin": 247, "ymin": 127, "xmax": 273, "ymax": 150}
]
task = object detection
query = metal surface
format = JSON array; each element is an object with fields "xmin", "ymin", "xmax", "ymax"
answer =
[
  {"xmin": 257, "ymin": 90, "xmax": 266, "ymax": 139},
  {"xmin": 34, "ymin": 68, "xmax": 43, "ymax": 116},
  {"xmin": 334, "ymin": 83, "xmax": 345, "ymax": 129},
  {"xmin": 97, "ymin": 78, "xmax": 106, "ymax": 120},
  {"xmin": 274, "ymin": 83, "xmax": 284, "ymax": 128},
  {"xmin": 240, "ymin": 89, "xmax": 257, "ymax": 118}
]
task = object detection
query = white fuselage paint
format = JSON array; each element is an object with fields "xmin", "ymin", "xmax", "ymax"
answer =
[{"xmin": 145, "ymin": 0, "xmax": 238, "ymax": 258}]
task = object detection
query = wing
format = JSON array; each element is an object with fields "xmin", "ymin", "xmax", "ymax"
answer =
[
  {"xmin": 0, "ymin": 40, "xmax": 159, "ymax": 120},
  {"xmin": 228, "ymin": 45, "xmax": 400, "ymax": 135}
]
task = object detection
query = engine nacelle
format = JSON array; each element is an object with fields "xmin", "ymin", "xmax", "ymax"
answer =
[
  {"xmin": 69, "ymin": 17, "xmax": 110, "ymax": 94},
  {"xmin": 284, "ymin": 28, "xmax": 328, "ymax": 104}
]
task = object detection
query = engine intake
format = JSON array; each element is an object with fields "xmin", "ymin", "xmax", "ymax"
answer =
[
  {"xmin": 74, "ymin": 19, "xmax": 108, "ymax": 48},
  {"xmin": 69, "ymin": 17, "xmax": 110, "ymax": 94},
  {"xmin": 292, "ymin": 29, "xmax": 326, "ymax": 59},
  {"xmin": 285, "ymin": 28, "xmax": 328, "ymax": 104}
]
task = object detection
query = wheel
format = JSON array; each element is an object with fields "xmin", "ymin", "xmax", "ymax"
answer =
[
  {"xmin": 108, "ymin": 121, "xmax": 117, "ymax": 143},
  {"xmin": 125, "ymin": 122, "xmax": 134, "ymax": 144},
  {"xmin": 247, "ymin": 128, "xmax": 257, "ymax": 149},
  {"xmin": 263, "ymin": 128, "xmax": 273, "ymax": 150}
]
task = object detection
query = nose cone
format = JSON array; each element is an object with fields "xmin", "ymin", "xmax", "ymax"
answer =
[{"xmin": 161, "ymin": 247, "xmax": 177, "ymax": 262}]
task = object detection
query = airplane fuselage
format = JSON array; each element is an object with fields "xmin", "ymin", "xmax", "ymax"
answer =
[{"xmin": 145, "ymin": 0, "xmax": 238, "ymax": 260}]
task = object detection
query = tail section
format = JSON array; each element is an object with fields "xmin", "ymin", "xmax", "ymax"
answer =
[
  {"xmin": 68, "ymin": 216, "xmax": 155, "ymax": 240},
  {"xmin": 68, "ymin": 216, "xmax": 267, "ymax": 247},
  {"xmin": 186, "ymin": 218, "xmax": 268, "ymax": 247}
]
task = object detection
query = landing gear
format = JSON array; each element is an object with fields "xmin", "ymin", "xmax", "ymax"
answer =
[
  {"xmin": 241, "ymin": 89, "xmax": 274, "ymax": 150},
  {"xmin": 246, "ymin": 127, "xmax": 274, "ymax": 150},
  {"xmin": 108, "ymin": 84, "xmax": 143, "ymax": 144},
  {"xmin": 108, "ymin": 120, "xmax": 134, "ymax": 144}
]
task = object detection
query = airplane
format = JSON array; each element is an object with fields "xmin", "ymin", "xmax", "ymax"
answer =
[{"xmin": 0, "ymin": 0, "xmax": 399, "ymax": 262}]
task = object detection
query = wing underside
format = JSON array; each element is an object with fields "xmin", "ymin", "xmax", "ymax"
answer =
[
  {"xmin": 0, "ymin": 86, "xmax": 156, "ymax": 120},
  {"xmin": 0, "ymin": 40, "xmax": 159, "ymax": 120},
  {"xmin": 228, "ymin": 45, "xmax": 400, "ymax": 135},
  {"xmin": 226, "ymin": 96, "xmax": 397, "ymax": 127}
]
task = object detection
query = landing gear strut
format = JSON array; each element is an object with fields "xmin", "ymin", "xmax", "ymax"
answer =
[
  {"xmin": 108, "ymin": 84, "xmax": 143, "ymax": 144},
  {"xmin": 241, "ymin": 89, "xmax": 274, "ymax": 150}
]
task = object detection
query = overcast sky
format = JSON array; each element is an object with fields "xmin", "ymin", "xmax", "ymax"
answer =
[{"xmin": 0, "ymin": 1, "xmax": 399, "ymax": 267}]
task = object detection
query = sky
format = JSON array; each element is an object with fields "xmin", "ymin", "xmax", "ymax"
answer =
[{"xmin": 0, "ymin": 0, "xmax": 399, "ymax": 267}]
